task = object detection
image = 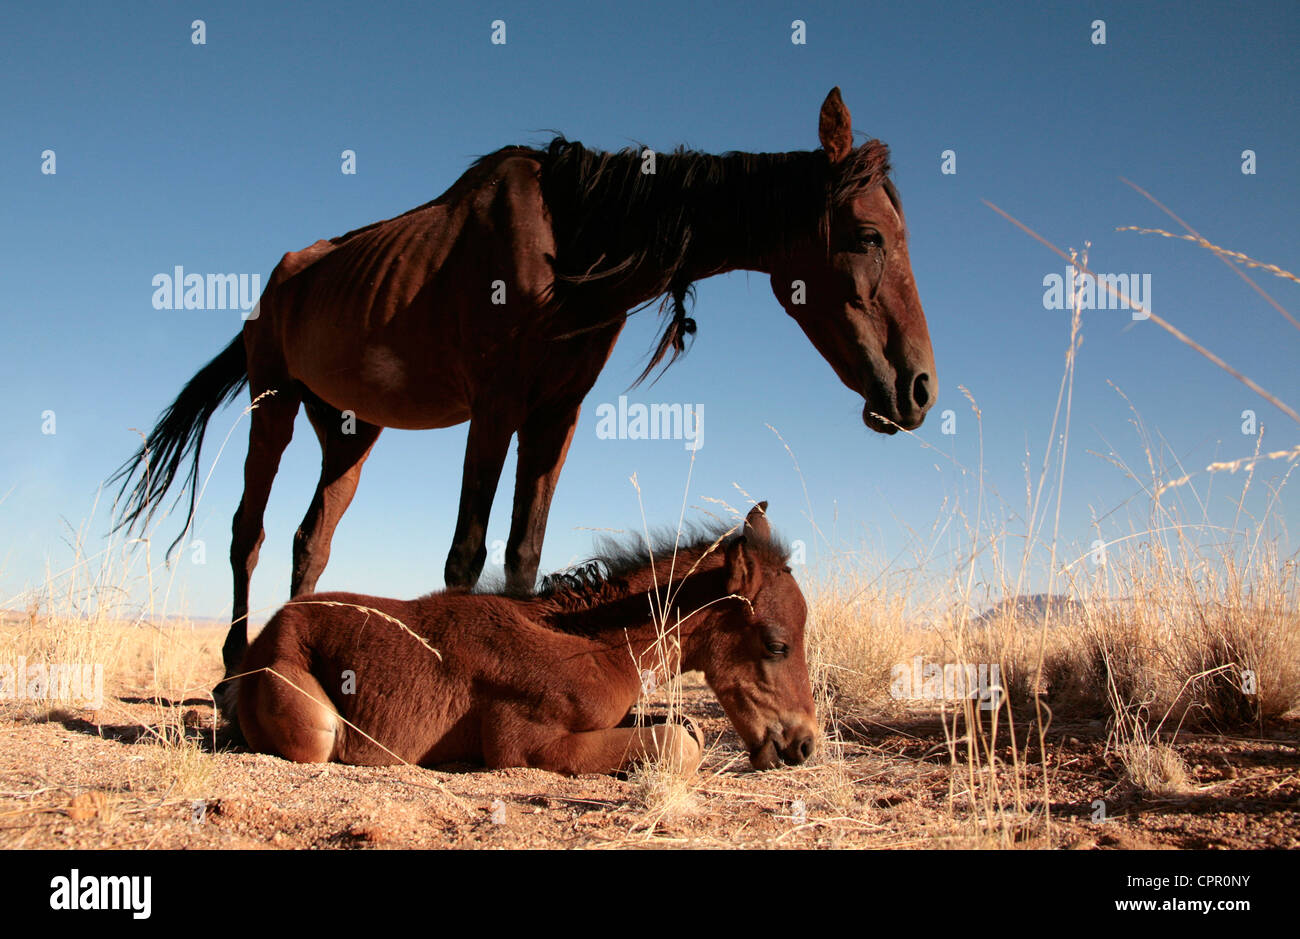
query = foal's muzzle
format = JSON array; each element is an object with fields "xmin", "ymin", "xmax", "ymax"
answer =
[{"xmin": 749, "ymin": 729, "xmax": 816, "ymax": 770}]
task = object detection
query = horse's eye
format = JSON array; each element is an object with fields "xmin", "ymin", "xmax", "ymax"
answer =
[
  {"xmin": 853, "ymin": 231, "xmax": 884, "ymax": 252},
  {"xmin": 765, "ymin": 641, "xmax": 789, "ymax": 658}
]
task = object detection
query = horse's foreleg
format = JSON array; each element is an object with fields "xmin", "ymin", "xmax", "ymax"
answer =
[
  {"xmin": 511, "ymin": 724, "xmax": 703, "ymax": 776},
  {"xmin": 225, "ymin": 388, "xmax": 300, "ymax": 673},
  {"xmin": 444, "ymin": 415, "xmax": 514, "ymax": 589},
  {"xmin": 291, "ymin": 401, "xmax": 383, "ymax": 596},
  {"xmin": 504, "ymin": 402, "xmax": 581, "ymax": 595}
]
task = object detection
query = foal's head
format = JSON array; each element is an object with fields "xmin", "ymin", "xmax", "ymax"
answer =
[{"xmin": 697, "ymin": 504, "xmax": 817, "ymax": 770}]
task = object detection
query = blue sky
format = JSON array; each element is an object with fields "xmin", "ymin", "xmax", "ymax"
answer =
[{"xmin": 2, "ymin": 0, "xmax": 1297, "ymax": 622}]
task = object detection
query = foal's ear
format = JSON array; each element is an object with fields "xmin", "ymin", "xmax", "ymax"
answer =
[
  {"xmin": 818, "ymin": 87, "xmax": 853, "ymax": 164},
  {"xmin": 744, "ymin": 501, "xmax": 772, "ymax": 542},
  {"xmin": 725, "ymin": 536, "xmax": 763, "ymax": 599}
]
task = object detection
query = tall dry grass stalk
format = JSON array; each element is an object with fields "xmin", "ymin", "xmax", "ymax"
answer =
[{"xmin": 621, "ymin": 468, "xmax": 715, "ymax": 827}]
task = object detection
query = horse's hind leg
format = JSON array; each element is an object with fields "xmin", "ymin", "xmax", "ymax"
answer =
[
  {"xmin": 444, "ymin": 415, "xmax": 515, "ymax": 589},
  {"xmin": 291, "ymin": 397, "xmax": 383, "ymax": 597},
  {"xmin": 223, "ymin": 385, "xmax": 301, "ymax": 673},
  {"xmin": 240, "ymin": 662, "xmax": 339, "ymax": 763},
  {"xmin": 505, "ymin": 400, "xmax": 582, "ymax": 595}
]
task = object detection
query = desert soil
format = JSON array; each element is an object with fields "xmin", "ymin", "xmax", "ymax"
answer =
[{"xmin": 1, "ymin": 666, "xmax": 1296, "ymax": 850}]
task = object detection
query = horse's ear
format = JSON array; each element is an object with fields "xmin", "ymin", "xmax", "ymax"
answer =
[
  {"xmin": 744, "ymin": 501, "xmax": 772, "ymax": 542},
  {"xmin": 725, "ymin": 536, "xmax": 763, "ymax": 599},
  {"xmin": 818, "ymin": 87, "xmax": 853, "ymax": 164}
]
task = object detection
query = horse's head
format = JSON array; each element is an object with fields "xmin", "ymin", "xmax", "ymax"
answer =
[
  {"xmin": 697, "ymin": 503, "xmax": 817, "ymax": 770},
  {"xmin": 769, "ymin": 88, "xmax": 936, "ymax": 434}
]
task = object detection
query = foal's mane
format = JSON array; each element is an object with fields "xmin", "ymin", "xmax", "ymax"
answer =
[{"xmin": 526, "ymin": 520, "xmax": 791, "ymax": 616}]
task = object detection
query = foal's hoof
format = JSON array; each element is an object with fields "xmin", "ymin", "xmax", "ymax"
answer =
[
  {"xmin": 682, "ymin": 716, "xmax": 705, "ymax": 754},
  {"xmin": 653, "ymin": 723, "xmax": 702, "ymax": 773}
]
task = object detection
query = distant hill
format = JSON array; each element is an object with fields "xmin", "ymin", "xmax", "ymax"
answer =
[
  {"xmin": 0, "ymin": 610, "xmax": 242, "ymax": 629},
  {"xmin": 973, "ymin": 593, "xmax": 1083, "ymax": 628}
]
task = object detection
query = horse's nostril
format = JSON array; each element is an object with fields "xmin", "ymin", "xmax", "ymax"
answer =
[
  {"xmin": 799, "ymin": 737, "xmax": 814, "ymax": 761},
  {"xmin": 912, "ymin": 372, "xmax": 932, "ymax": 410}
]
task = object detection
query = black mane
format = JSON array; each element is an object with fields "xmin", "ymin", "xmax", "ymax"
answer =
[{"xmin": 535, "ymin": 136, "xmax": 894, "ymax": 384}]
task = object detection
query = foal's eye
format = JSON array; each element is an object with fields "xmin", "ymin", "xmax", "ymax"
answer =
[{"xmin": 765, "ymin": 641, "xmax": 789, "ymax": 658}]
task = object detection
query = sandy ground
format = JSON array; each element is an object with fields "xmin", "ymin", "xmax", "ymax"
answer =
[{"xmin": 1, "ymin": 668, "xmax": 1296, "ymax": 850}]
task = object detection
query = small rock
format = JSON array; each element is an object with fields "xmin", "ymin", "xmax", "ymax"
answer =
[
  {"xmin": 67, "ymin": 791, "xmax": 109, "ymax": 821},
  {"xmin": 346, "ymin": 823, "xmax": 389, "ymax": 843}
]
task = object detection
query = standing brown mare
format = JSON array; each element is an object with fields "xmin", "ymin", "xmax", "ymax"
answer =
[
  {"xmin": 112, "ymin": 88, "xmax": 936, "ymax": 680},
  {"xmin": 235, "ymin": 504, "xmax": 815, "ymax": 775}
]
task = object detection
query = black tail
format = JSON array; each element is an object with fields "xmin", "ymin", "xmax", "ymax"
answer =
[{"xmin": 110, "ymin": 335, "xmax": 249, "ymax": 552}]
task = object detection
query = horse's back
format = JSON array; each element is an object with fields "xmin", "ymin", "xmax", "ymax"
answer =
[
  {"xmin": 274, "ymin": 147, "xmax": 550, "ymax": 324},
  {"xmin": 252, "ymin": 148, "xmax": 557, "ymax": 427}
]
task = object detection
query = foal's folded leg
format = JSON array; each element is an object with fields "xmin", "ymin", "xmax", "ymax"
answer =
[
  {"xmin": 240, "ymin": 664, "xmax": 340, "ymax": 764},
  {"xmin": 514, "ymin": 724, "xmax": 703, "ymax": 776}
]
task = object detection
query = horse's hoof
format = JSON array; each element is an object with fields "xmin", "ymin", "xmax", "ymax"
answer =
[
  {"xmin": 212, "ymin": 679, "xmax": 231, "ymax": 708},
  {"xmin": 211, "ymin": 680, "xmax": 246, "ymax": 748},
  {"xmin": 211, "ymin": 677, "xmax": 240, "ymax": 723}
]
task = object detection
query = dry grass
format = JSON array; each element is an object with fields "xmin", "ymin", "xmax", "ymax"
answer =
[
  {"xmin": 0, "ymin": 496, "xmax": 224, "ymax": 806},
  {"xmin": 788, "ymin": 390, "xmax": 1300, "ymax": 837},
  {"xmin": 787, "ymin": 226, "xmax": 1300, "ymax": 844}
]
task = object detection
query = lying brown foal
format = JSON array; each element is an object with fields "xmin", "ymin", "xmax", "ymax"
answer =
[{"xmin": 233, "ymin": 503, "xmax": 816, "ymax": 775}]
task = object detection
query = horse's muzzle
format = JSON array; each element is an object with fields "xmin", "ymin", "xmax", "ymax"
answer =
[{"xmin": 862, "ymin": 364, "xmax": 934, "ymax": 433}]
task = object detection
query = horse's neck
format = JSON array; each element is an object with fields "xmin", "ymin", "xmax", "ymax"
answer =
[
  {"xmin": 662, "ymin": 151, "xmax": 815, "ymax": 281},
  {"xmin": 598, "ymin": 149, "xmax": 824, "ymax": 306}
]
